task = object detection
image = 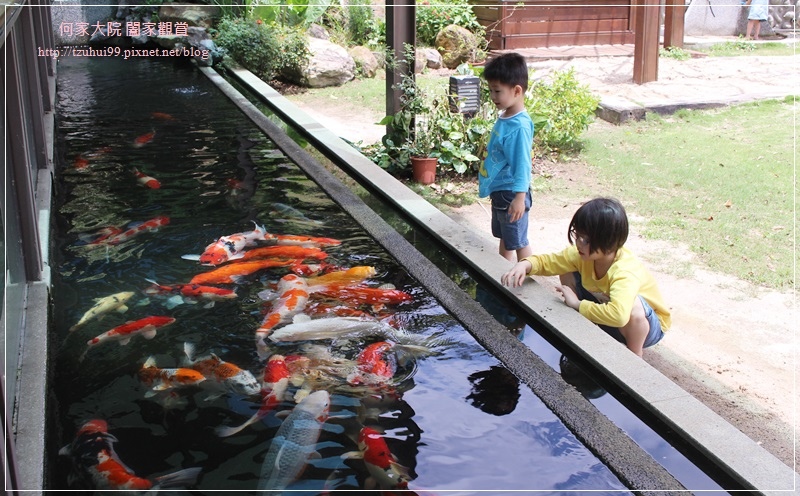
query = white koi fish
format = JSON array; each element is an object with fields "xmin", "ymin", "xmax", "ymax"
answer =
[
  {"xmin": 267, "ymin": 315, "xmax": 398, "ymax": 343},
  {"xmin": 69, "ymin": 291, "xmax": 135, "ymax": 332},
  {"xmin": 258, "ymin": 390, "xmax": 330, "ymax": 491}
]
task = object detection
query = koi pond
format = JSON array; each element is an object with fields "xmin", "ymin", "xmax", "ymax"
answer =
[{"xmin": 48, "ymin": 55, "xmax": 632, "ymax": 493}]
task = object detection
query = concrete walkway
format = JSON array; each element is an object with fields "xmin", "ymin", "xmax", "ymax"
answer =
[{"xmin": 493, "ymin": 36, "xmax": 798, "ymax": 122}]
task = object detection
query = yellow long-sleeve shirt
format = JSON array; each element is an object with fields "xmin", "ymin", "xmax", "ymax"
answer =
[{"xmin": 523, "ymin": 245, "xmax": 671, "ymax": 330}]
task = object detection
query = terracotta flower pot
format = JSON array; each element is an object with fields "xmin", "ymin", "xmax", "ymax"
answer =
[{"xmin": 410, "ymin": 156, "xmax": 437, "ymax": 185}]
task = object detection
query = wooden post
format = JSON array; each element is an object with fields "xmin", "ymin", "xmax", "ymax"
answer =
[
  {"xmin": 663, "ymin": 2, "xmax": 686, "ymax": 48},
  {"xmin": 632, "ymin": 0, "xmax": 660, "ymax": 84},
  {"xmin": 385, "ymin": 1, "xmax": 416, "ymax": 135}
]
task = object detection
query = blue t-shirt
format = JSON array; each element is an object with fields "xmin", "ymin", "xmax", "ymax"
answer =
[{"xmin": 478, "ymin": 110, "xmax": 534, "ymax": 198}]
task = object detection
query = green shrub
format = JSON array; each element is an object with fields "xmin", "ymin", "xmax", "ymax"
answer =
[
  {"xmin": 416, "ymin": 0, "xmax": 484, "ymax": 47},
  {"xmin": 525, "ymin": 68, "xmax": 600, "ymax": 152},
  {"xmin": 347, "ymin": 3, "xmax": 377, "ymax": 46},
  {"xmin": 213, "ymin": 17, "xmax": 309, "ymax": 82}
]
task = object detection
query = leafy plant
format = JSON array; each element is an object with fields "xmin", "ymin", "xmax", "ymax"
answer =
[
  {"xmin": 525, "ymin": 68, "xmax": 600, "ymax": 153},
  {"xmin": 416, "ymin": 0, "xmax": 485, "ymax": 46},
  {"xmin": 659, "ymin": 46, "xmax": 691, "ymax": 60},
  {"xmin": 213, "ymin": 17, "xmax": 309, "ymax": 82},
  {"xmin": 247, "ymin": 0, "xmax": 330, "ymax": 27}
]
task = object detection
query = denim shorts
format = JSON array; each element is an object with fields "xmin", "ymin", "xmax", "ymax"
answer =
[
  {"xmin": 490, "ymin": 190, "xmax": 532, "ymax": 251},
  {"xmin": 572, "ymin": 272, "xmax": 664, "ymax": 348}
]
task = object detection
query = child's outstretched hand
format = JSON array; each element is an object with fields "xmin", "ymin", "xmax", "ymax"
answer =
[
  {"xmin": 501, "ymin": 260, "xmax": 532, "ymax": 287},
  {"xmin": 555, "ymin": 285, "xmax": 580, "ymax": 310}
]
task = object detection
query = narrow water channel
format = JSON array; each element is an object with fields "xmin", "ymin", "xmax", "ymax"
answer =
[{"xmin": 48, "ymin": 56, "xmax": 630, "ymax": 493}]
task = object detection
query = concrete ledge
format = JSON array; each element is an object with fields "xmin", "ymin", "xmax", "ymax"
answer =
[
  {"xmin": 598, "ymin": 92, "xmax": 792, "ymax": 123},
  {"xmin": 596, "ymin": 96, "xmax": 646, "ymax": 124},
  {"xmin": 211, "ymin": 63, "xmax": 797, "ymax": 493}
]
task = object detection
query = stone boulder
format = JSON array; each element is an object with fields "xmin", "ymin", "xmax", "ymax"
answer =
[
  {"xmin": 349, "ymin": 46, "xmax": 379, "ymax": 78},
  {"xmin": 158, "ymin": 3, "xmax": 221, "ymax": 30},
  {"xmin": 435, "ymin": 24, "xmax": 478, "ymax": 69},
  {"xmin": 285, "ymin": 37, "xmax": 355, "ymax": 88},
  {"xmin": 307, "ymin": 23, "xmax": 330, "ymax": 40},
  {"xmin": 415, "ymin": 47, "xmax": 443, "ymax": 73}
]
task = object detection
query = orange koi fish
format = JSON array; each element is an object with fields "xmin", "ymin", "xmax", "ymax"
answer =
[
  {"xmin": 306, "ymin": 266, "xmax": 377, "ymax": 290},
  {"xmin": 264, "ymin": 232, "xmax": 341, "ymax": 248},
  {"xmin": 189, "ymin": 259, "xmax": 295, "ymax": 285},
  {"xmin": 59, "ymin": 419, "xmax": 201, "ymax": 490},
  {"xmin": 315, "ymin": 285, "xmax": 413, "ymax": 306},
  {"xmin": 183, "ymin": 342, "xmax": 260, "ymax": 397},
  {"xmin": 74, "ymin": 155, "xmax": 90, "ymax": 169},
  {"xmin": 133, "ymin": 130, "xmax": 155, "ymax": 147},
  {"xmin": 237, "ymin": 245, "xmax": 328, "ymax": 263},
  {"xmin": 198, "ymin": 222, "xmax": 269, "ymax": 265},
  {"xmin": 304, "ymin": 301, "xmax": 382, "ymax": 320},
  {"xmin": 73, "ymin": 147, "xmax": 112, "ymax": 170},
  {"xmin": 341, "ymin": 427, "xmax": 411, "ymax": 491},
  {"xmin": 133, "ymin": 168, "xmax": 161, "ymax": 189},
  {"xmin": 85, "ymin": 315, "xmax": 175, "ymax": 350},
  {"xmin": 150, "ymin": 112, "xmax": 176, "ymax": 121},
  {"xmin": 88, "ymin": 216, "xmax": 169, "ymax": 246},
  {"xmin": 215, "ymin": 354, "xmax": 291, "ymax": 437},
  {"xmin": 139, "ymin": 356, "xmax": 206, "ymax": 397},
  {"xmin": 144, "ymin": 279, "xmax": 236, "ymax": 301}
]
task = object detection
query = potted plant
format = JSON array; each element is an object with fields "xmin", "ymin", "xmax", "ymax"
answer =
[{"xmin": 407, "ymin": 114, "xmax": 439, "ymax": 185}]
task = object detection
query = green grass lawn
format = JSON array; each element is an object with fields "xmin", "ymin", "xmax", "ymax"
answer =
[
  {"xmin": 579, "ymin": 97, "xmax": 795, "ymax": 289},
  {"xmin": 700, "ymin": 40, "xmax": 797, "ymax": 57}
]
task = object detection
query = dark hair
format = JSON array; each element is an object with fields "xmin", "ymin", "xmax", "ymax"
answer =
[
  {"xmin": 482, "ymin": 53, "xmax": 528, "ymax": 91},
  {"xmin": 568, "ymin": 197, "xmax": 628, "ymax": 254}
]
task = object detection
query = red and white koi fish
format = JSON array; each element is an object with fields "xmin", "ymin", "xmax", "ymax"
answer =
[
  {"xmin": 189, "ymin": 259, "xmax": 296, "ymax": 285},
  {"xmin": 350, "ymin": 341, "xmax": 397, "ymax": 384},
  {"xmin": 314, "ymin": 284, "xmax": 413, "ymax": 306},
  {"xmin": 59, "ymin": 419, "xmax": 201, "ymax": 491},
  {"xmin": 150, "ymin": 112, "xmax": 176, "ymax": 121},
  {"xmin": 133, "ymin": 130, "xmax": 156, "ymax": 147},
  {"xmin": 215, "ymin": 354, "xmax": 291, "ymax": 437},
  {"xmin": 69, "ymin": 291, "xmax": 135, "ymax": 332},
  {"xmin": 144, "ymin": 279, "xmax": 237, "ymax": 302},
  {"xmin": 85, "ymin": 316, "xmax": 176, "ymax": 350},
  {"xmin": 256, "ymin": 274, "xmax": 310, "ymax": 355},
  {"xmin": 88, "ymin": 216, "xmax": 170, "ymax": 246},
  {"xmin": 139, "ymin": 356, "xmax": 206, "ymax": 397},
  {"xmin": 341, "ymin": 426, "xmax": 411, "ymax": 491},
  {"xmin": 133, "ymin": 168, "xmax": 161, "ymax": 189},
  {"xmin": 183, "ymin": 342, "xmax": 261, "ymax": 398},
  {"xmin": 197, "ymin": 222, "xmax": 269, "ymax": 266},
  {"xmin": 258, "ymin": 390, "xmax": 330, "ymax": 491}
]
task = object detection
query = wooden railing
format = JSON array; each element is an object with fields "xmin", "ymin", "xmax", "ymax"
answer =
[{"xmin": 1, "ymin": 0, "xmax": 55, "ymax": 491}]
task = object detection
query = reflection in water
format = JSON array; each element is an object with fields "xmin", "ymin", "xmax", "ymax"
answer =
[
  {"xmin": 466, "ymin": 365, "xmax": 521, "ymax": 416},
  {"xmin": 48, "ymin": 56, "xmax": 627, "ymax": 494},
  {"xmin": 559, "ymin": 356, "xmax": 607, "ymax": 400}
]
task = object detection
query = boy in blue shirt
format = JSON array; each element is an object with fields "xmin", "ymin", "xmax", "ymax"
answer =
[{"xmin": 479, "ymin": 53, "xmax": 534, "ymax": 262}]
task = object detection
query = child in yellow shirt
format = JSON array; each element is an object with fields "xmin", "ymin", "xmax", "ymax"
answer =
[{"xmin": 501, "ymin": 197, "xmax": 670, "ymax": 356}]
